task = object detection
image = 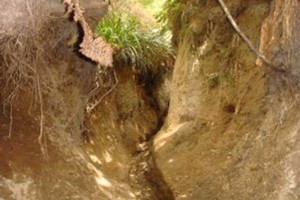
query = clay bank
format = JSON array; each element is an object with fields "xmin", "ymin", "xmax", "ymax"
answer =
[{"xmin": 0, "ymin": 0, "xmax": 300, "ymax": 200}]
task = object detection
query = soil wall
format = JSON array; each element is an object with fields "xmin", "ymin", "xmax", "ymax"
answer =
[{"xmin": 154, "ymin": 0, "xmax": 300, "ymax": 199}]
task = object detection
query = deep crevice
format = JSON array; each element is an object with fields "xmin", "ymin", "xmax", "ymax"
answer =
[{"xmin": 128, "ymin": 73, "xmax": 174, "ymax": 200}]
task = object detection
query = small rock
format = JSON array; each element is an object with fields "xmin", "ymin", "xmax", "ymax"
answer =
[{"xmin": 137, "ymin": 142, "xmax": 148, "ymax": 152}]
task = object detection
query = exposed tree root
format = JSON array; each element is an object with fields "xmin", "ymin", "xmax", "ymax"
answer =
[
  {"xmin": 217, "ymin": 0, "xmax": 285, "ymax": 72},
  {"xmin": 1, "ymin": 33, "xmax": 48, "ymax": 158},
  {"xmin": 8, "ymin": 104, "xmax": 13, "ymax": 138},
  {"xmin": 86, "ymin": 69, "xmax": 118, "ymax": 114},
  {"xmin": 36, "ymin": 73, "xmax": 48, "ymax": 159}
]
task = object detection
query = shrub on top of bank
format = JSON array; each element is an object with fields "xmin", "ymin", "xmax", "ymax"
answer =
[{"xmin": 94, "ymin": 11, "xmax": 174, "ymax": 75}]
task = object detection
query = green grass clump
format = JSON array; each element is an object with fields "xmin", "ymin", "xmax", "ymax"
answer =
[
  {"xmin": 138, "ymin": 0, "xmax": 167, "ymax": 15},
  {"xmin": 94, "ymin": 11, "xmax": 174, "ymax": 74},
  {"xmin": 138, "ymin": 0, "xmax": 154, "ymax": 6},
  {"xmin": 155, "ymin": 0, "xmax": 181, "ymax": 33}
]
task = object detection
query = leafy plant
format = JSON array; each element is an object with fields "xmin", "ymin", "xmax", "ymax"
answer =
[
  {"xmin": 94, "ymin": 11, "xmax": 174, "ymax": 74},
  {"xmin": 138, "ymin": 0, "xmax": 167, "ymax": 15},
  {"xmin": 138, "ymin": 0, "xmax": 154, "ymax": 6},
  {"xmin": 155, "ymin": 0, "xmax": 181, "ymax": 34}
]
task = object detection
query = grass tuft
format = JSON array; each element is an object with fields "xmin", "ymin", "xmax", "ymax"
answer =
[{"xmin": 94, "ymin": 11, "xmax": 175, "ymax": 75}]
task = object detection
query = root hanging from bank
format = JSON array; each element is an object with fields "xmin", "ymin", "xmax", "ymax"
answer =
[
  {"xmin": 0, "ymin": 2, "xmax": 49, "ymax": 157},
  {"xmin": 217, "ymin": 0, "xmax": 284, "ymax": 72},
  {"xmin": 1, "ymin": 52, "xmax": 48, "ymax": 158},
  {"xmin": 8, "ymin": 103, "xmax": 13, "ymax": 138},
  {"xmin": 86, "ymin": 69, "xmax": 118, "ymax": 114},
  {"xmin": 36, "ymin": 71, "xmax": 48, "ymax": 159}
]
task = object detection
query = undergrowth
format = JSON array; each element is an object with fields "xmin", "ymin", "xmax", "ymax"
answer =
[
  {"xmin": 94, "ymin": 11, "xmax": 174, "ymax": 75},
  {"xmin": 155, "ymin": 0, "xmax": 181, "ymax": 33},
  {"xmin": 138, "ymin": 0, "xmax": 167, "ymax": 14},
  {"xmin": 156, "ymin": 0, "xmax": 196, "ymax": 46},
  {"xmin": 138, "ymin": 0, "xmax": 154, "ymax": 6}
]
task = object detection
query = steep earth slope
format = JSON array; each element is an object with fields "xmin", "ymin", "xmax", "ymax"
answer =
[
  {"xmin": 154, "ymin": 0, "xmax": 300, "ymax": 199},
  {"xmin": 1, "ymin": 0, "xmax": 300, "ymax": 200},
  {"xmin": 0, "ymin": 0, "xmax": 172, "ymax": 199}
]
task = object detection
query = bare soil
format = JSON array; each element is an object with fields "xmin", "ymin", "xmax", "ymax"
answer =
[
  {"xmin": 1, "ymin": 0, "xmax": 300, "ymax": 200},
  {"xmin": 0, "ymin": 0, "xmax": 172, "ymax": 199},
  {"xmin": 154, "ymin": 0, "xmax": 300, "ymax": 199}
]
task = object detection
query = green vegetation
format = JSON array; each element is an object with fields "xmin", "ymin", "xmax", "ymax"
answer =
[
  {"xmin": 94, "ymin": 11, "xmax": 174, "ymax": 74},
  {"xmin": 155, "ymin": 0, "xmax": 181, "ymax": 30},
  {"xmin": 207, "ymin": 73, "xmax": 220, "ymax": 88},
  {"xmin": 138, "ymin": 0, "xmax": 154, "ymax": 6},
  {"xmin": 155, "ymin": 0, "xmax": 183, "ymax": 46},
  {"xmin": 207, "ymin": 72, "xmax": 235, "ymax": 89},
  {"xmin": 138, "ymin": 0, "xmax": 167, "ymax": 15}
]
